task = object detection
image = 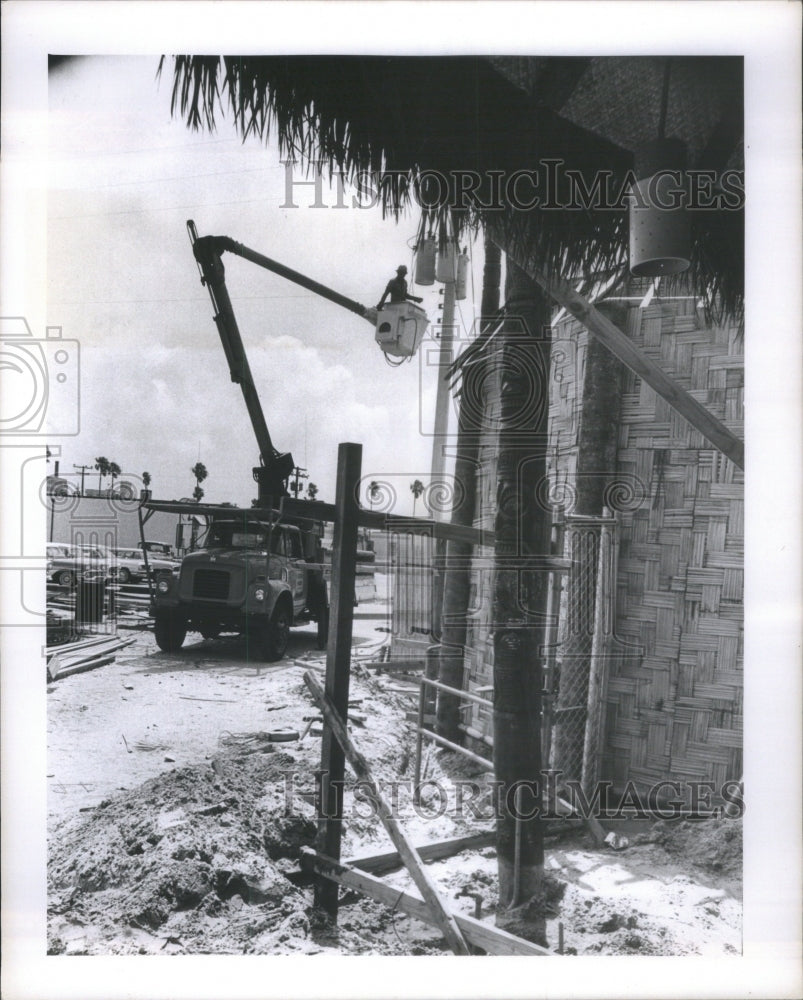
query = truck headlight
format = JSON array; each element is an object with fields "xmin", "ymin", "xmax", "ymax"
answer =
[
  {"xmin": 254, "ymin": 588, "xmax": 266, "ymax": 602},
  {"xmin": 157, "ymin": 578, "xmax": 171, "ymax": 594}
]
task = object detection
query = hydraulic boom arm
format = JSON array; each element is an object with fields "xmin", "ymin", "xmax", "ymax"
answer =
[{"xmin": 187, "ymin": 220, "xmax": 375, "ymax": 500}]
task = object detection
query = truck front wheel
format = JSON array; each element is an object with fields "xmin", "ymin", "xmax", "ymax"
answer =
[
  {"xmin": 154, "ymin": 611, "xmax": 187, "ymax": 653},
  {"xmin": 260, "ymin": 602, "xmax": 291, "ymax": 662}
]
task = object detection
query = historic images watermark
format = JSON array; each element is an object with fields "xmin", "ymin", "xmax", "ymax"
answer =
[
  {"xmin": 0, "ymin": 317, "xmax": 83, "ymax": 628},
  {"xmin": 0, "ymin": 318, "xmax": 80, "ymax": 439},
  {"xmin": 282, "ymin": 771, "xmax": 745, "ymax": 822},
  {"xmin": 281, "ymin": 159, "xmax": 745, "ymax": 213}
]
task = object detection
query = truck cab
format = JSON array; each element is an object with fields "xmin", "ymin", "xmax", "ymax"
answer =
[{"xmin": 151, "ymin": 513, "xmax": 327, "ymax": 661}]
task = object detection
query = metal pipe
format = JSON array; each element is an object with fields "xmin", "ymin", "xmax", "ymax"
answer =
[
  {"xmin": 211, "ymin": 235, "xmax": 372, "ymax": 322},
  {"xmin": 510, "ymin": 783, "xmax": 523, "ymax": 909},
  {"xmin": 413, "ymin": 680, "xmax": 426, "ymax": 806},
  {"xmin": 137, "ymin": 503, "xmax": 155, "ymax": 607},
  {"xmin": 420, "ymin": 675, "xmax": 493, "ymax": 709},
  {"xmin": 418, "ymin": 728, "xmax": 493, "ymax": 772}
]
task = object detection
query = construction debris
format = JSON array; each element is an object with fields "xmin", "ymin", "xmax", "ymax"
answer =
[
  {"xmin": 46, "ymin": 634, "xmax": 742, "ymax": 956},
  {"xmin": 47, "ymin": 634, "xmax": 136, "ymax": 682}
]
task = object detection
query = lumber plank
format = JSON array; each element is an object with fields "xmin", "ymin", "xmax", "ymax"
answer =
[
  {"xmin": 366, "ymin": 659, "xmax": 426, "ymax": 672},
  {"xmin": 300, "ymin": 849, "xmax": 551, "ymax": 957},
  {"xmin": 304, "ymin": 670, "xmax": 471, "ymax": 955},
  {"xmin": 142, "ymin": 497, "xmax": 573, "ymax": 565},
  {"xmin": 345, "ymin": 830, "xmax": 496, "ymax": 876}
]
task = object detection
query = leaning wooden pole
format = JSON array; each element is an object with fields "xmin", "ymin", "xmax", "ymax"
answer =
[
  {"xmin": 304, "ymin": 670, "xmax": 472, "ymax": 955},
  {"xmin": 315, "ymin": 442, "xmax": 361, "ymax": 918},
  {"xmin": 496, "ymin": 240, "xmax": 745, "ymax": 470}
]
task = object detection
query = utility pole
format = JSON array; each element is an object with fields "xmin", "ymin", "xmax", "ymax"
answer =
[
  {"xmin": 73, "ymin": 463, "xmax": 92, "ymax": 496},
  {"xmin": 50, "ymin": 460, "xmax": 59, "ymax": 542},
  {"xmin": 290, "ymin": 465, "xmax": 308, "ymax": 499},
  {"xmin": 429, "ymin": 272, "xmax": 457, "ymax": 520}
]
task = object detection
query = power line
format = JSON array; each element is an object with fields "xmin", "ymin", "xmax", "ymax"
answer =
[
  {"xmin": 49, "ymin": 194, "xmax": 286, "ymax": 222},
  {"xmin": 57, "ymin": 163, "xmax": 281, "ymax": 193}
]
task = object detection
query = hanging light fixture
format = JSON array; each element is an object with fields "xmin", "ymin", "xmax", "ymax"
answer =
[{"xmin": 629, "ymin": 60, "xmax": 691, "ymax": 277}]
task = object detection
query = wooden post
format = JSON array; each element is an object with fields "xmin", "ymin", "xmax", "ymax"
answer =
[
  {"xmin": 492, "ymin": 263, "xmax": 550, "ymax": 946},
  {"xmin": 315, "ymin": 442, "xmax": 362, "ymax": 917},
  {"xmin": 304, "ymin": 670, "xmax": 471, "ymax": 955}
]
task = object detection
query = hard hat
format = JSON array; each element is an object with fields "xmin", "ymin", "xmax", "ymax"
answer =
[{"xmin": 396, "ymin": 265, "xmax": 408, "ymax": 274}]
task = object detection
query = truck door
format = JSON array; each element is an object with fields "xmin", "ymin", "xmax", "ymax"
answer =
[{"xmin": 286, "ymin": 528, "xmax": 308, "ymax": 611}]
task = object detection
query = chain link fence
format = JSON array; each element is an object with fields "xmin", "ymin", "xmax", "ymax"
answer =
[{"xmin": 545, "ymin": 513, "xmax": 616, "ymax": 796}]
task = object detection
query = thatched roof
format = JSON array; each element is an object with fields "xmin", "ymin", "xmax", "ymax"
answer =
[{"xmin": 162, "ymin": 56, "xmax": 743, "ymax": 320}]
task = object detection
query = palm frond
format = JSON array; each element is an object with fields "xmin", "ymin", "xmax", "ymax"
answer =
[{"xmin": 160, "ymin": 55, "xmax": 743, "ymax": 321}]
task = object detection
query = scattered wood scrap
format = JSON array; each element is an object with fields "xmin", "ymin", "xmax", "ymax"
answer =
[
  {"xmin": 345, "ymin": 830, "xmax": 496, "ymax": 877},
  {"xmin": 304, "ymin": 669, "xmax": 472, "ymax": 956},
  {"xmin": 46, "ymin": 634, "xmax": 136, "ymax": 682},
  {"xmin": 300, "ymin": 849, "xmax": 551, "ymax": 957}
]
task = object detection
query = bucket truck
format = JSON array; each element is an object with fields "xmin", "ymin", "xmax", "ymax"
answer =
[{"xmin": 147, "ymin": 222, "xmax": 426, "ymax": 661}]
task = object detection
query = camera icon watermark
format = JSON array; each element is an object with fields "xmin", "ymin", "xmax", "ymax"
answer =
[{"xmin": 0, "ymin": 318, "xmax": 80, "ymax": 439}]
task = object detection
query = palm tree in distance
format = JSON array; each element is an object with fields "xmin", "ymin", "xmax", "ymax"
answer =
[
  {"xmin": 94, "ymin": 456, "xmax": 110, "ymax": 493},
  {"xmin": 109, "ymin": 461, "xmax": 121, "ymax": 496},
  {"xmin": 191, "ymin": 462, "xmax": 208, "ymax": 504},
  {"xmin": 409, "ymin": 479, "xmax": 424, "ymax": 516},
  {"xmin": 306, "ymin": 482, "xmax": 318, "ymax": 500},
  {"xmin": 368, "ymin": 481, "xmax": 380, "ymax": 511}
]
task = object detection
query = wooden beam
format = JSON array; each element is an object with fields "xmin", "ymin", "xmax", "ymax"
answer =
[
  {"xmin": 304, "ymin": 670, "xmax": 471, "ymax": 955},
  {"xmin": 495, "ymin": 247, "xmax": 745, "ymax": 470},
  {"xmin": 315, "ymin": 443, "xmax": 362, "ymax": 917},
  {"xmin": 300, "ymin": 848, "xmax": 551, "ymax": 956},
  {"xmin": 346, "ymin": 830, "xmax": 496, "ymax": 876},
  {"xmin": 540, "ymin": 270, "xmax": 743, "ymax": 469},
  {"xmin": 284, "ymin": 497, "xmax": 571, "ymax": 563},
  {"xmin": 143, "ymin": 496, "xmax": 572, "ymax": 568},
  {"xmin": 366, "ymin": 658, "xmax": 426, "ymax": 673}
]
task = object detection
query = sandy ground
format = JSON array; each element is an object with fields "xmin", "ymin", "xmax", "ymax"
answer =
[{"xmin": 47, "ymin": 586, "xmax": 742, "ymax": 957}]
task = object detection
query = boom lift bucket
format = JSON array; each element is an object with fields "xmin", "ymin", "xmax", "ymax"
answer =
[{"xmin": 374, "ymin": 302, "xmax": 429, "ymax": 359}]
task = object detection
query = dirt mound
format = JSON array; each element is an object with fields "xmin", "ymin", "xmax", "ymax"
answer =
[
  {"xmin": 48, "ymin": 751, "xmax": 319, "ymax": 954},
  {"xmin": 645, "ymin": 817, "xmax": 743, "ymax": 879},
  {"xmin": 46, "ymin": 645, "xmax": 743, "ymax": 957}
]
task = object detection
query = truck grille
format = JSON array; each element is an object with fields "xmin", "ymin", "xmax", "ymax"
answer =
[{"xmin": 192, "ymin": 569, "xmax": 230, "ymax": 600}]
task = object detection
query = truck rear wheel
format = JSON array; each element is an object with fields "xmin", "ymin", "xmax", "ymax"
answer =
[
  {"xmin": 309, "ymin": 576, "xmax": 329, "ymax": 651},
  {"xmin": 260, "ymin": 601, "xmax": 291, "ymax": 662},
  {"xmin": 154, "ymin": 611, "xmax": 187, "ymax": 652}
]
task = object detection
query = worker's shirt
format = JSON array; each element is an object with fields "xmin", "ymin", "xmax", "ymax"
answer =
[{"xmin": 383, "ymin": 276, "xmax": 408, "ymax": 303}]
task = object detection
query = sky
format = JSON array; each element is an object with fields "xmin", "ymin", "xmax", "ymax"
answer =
[{"xmin": 46, "ymin": 56, "xmax": 485, "ymax": 512}]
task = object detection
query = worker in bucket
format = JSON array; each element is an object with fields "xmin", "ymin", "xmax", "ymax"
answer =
[{"xmin": 376, "ymin": 265, "xmax": 423, "ymax": 310}]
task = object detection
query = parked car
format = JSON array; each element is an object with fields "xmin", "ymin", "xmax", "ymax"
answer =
[
  {"xmin": 46, "ymin": 543, "xmax": 108, "ymax": 588},
  {"xmin": 137, "ymin": 540, "xmax": 179, "ymax": 562},
  {"xmin": 112, "ymin": 548, "xmax": 177, "ymax": 584}
]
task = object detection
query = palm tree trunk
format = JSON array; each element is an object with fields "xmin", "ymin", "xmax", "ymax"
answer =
[
  {"xmin": 493, "ymin": 260, "xmax": 551, "ymax": 946},
  {"xmin": 436, "ymin": 236, "xmax": 501, "ymax": 739}
]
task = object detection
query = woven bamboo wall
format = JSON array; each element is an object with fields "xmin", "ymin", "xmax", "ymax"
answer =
[
  {"xmin": 551, "ymin": 292, "xmax": 744, "ymax": 793},
  {"xmin": 460, "ymin": 290, "xmax": 744, "ymax": 792}
]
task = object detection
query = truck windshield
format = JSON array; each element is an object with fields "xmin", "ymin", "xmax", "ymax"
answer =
[{"xmin": 204, "ymin": 521, "xmax": 278, "ymax": 551}]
